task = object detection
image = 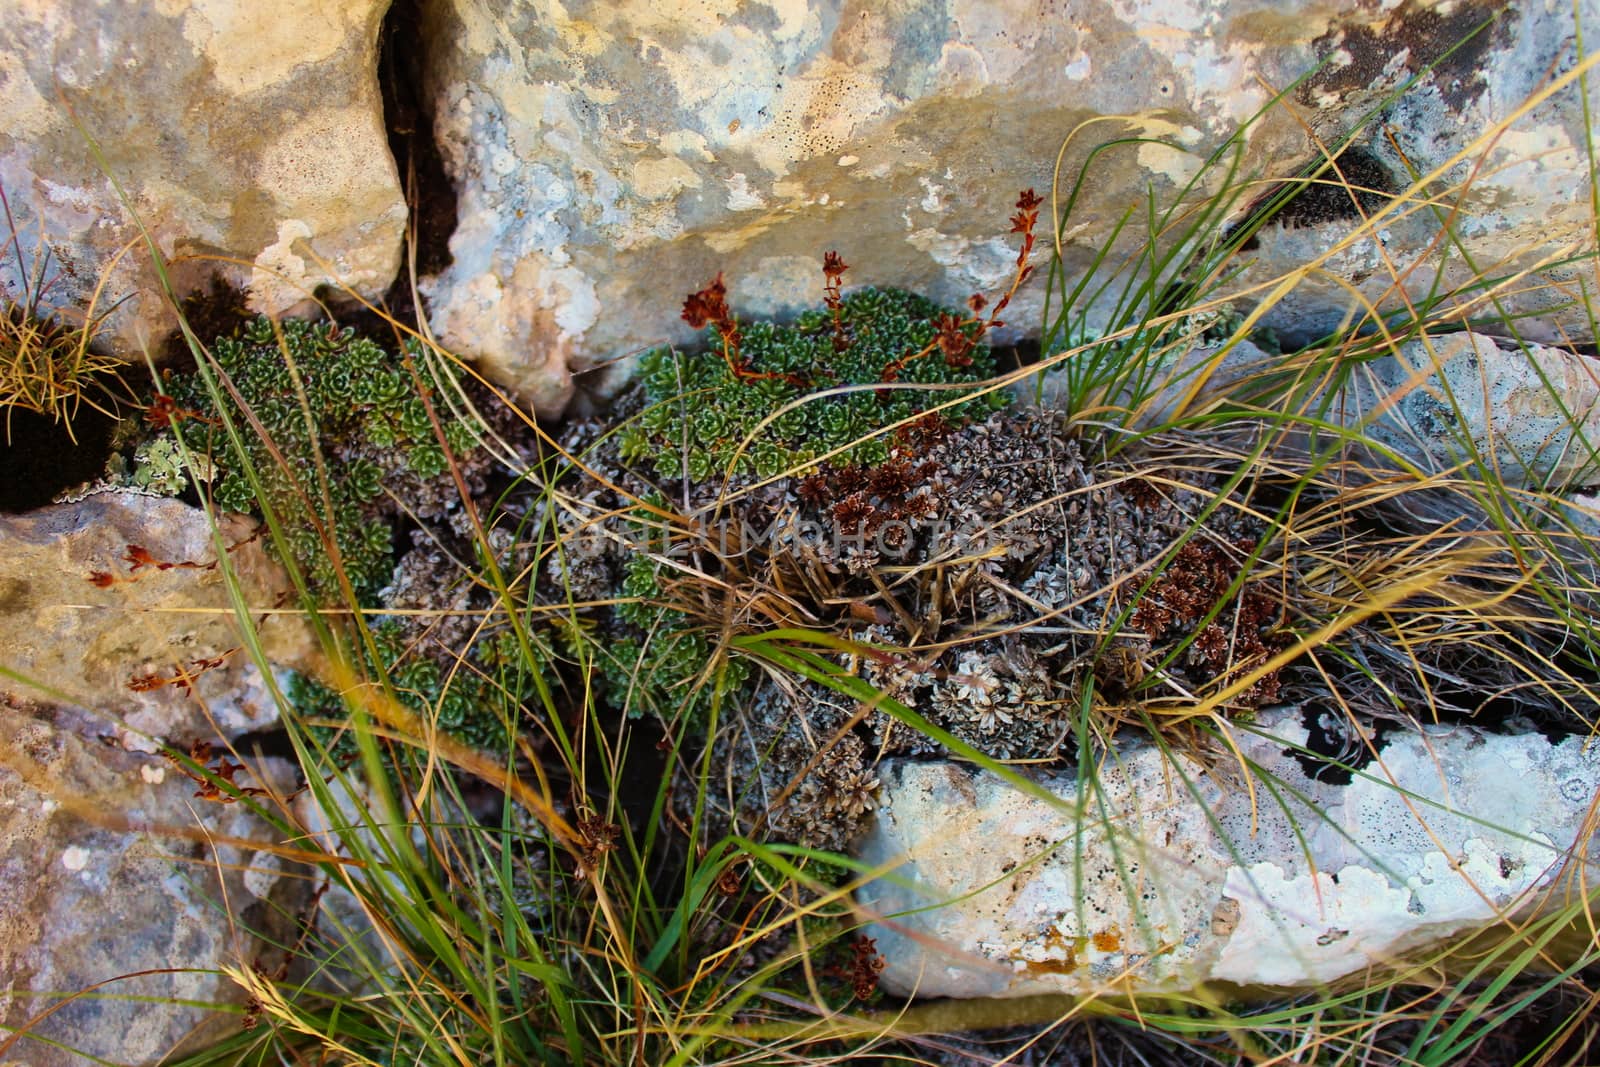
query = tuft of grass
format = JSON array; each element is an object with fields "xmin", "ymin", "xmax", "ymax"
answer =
[{"xmin": 0, "ymin": 183, "xmax": 126, "ymax": 442}]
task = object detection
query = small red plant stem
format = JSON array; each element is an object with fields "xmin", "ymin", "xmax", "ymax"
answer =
[{"xmin": 879, "ymin": 188, "xmax": 1042, "ymax": 381}]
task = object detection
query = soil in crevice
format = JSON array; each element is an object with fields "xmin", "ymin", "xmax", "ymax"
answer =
[
  {"xmin": 0, "ymin": 384, "xmax": 124, "ymax": 512},
  {"xmin": 375, "ymin": 0, "xmax": 458, "ymax": 324}
]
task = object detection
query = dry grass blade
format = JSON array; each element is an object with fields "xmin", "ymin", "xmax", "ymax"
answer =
[{"xmin": 0, "ymin": 184, "xmax": 127, "ymax": 442}]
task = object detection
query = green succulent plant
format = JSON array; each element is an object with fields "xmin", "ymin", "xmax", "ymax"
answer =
[
  {"xmin": 594, "ymin": 287, "xmax": 1007, "ymax": 727},
  {"xmin": 145, "ymin": 316, "xmax": 484, "ymax": 602},
  {"xmin": 289, "ymin": 619, "xmax": 527, "ymax": 758},
  {"xmin": 626, "ymin": 287, "xmax": 1007, "ymax": 481},
  {"xmin": 601, "ymin": 554, "xmax": 751, "ymax": 724}
]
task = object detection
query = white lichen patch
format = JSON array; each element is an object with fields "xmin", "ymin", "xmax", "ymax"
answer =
[
  {"xmin": 1136, "ymin": 141, "xmax": 1203, "ymax": 186},
  {"xmin": 858, "ymin": 708, "xmax": 1600, "ymax": 998},
  {"xmin": 250, "ymin": 218, "xmax": 316, "ymax": 312},
  {"xmin": 905, "ymin": 228, "xmax": 1019, "ymax": 292},
  {"xmin": 60, "ymin": 846, "xmax": 90, "ymax": 873},
  {"xmin": 242, "ymin": 852, "xmax": 284, "ymax": 900},
  {"xmin": 631, "ymin": 156, "xmax": 702, "ymax": 201},
  {"xmin": 723, "ymin": 172, "xmax": 767, "ymax": 211}
]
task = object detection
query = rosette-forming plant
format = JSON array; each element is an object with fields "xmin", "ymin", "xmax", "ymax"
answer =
[
  {"xmin": 595, "ymin": 261, "xmax": 1016, "ymax": 730},
  {"xmin": 134, "ymin": 314, "xmax": 489, "ymax": 601},
  {"xmin": 106, "ymin": 313, "xmax": 535, "ymax": 756}
]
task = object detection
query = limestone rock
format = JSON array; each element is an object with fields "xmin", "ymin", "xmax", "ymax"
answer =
[
  {"xmin": 1033, "ymin": 336, "xmax": 1280, "ymax": 428},
  {"xmin": 0, "ymin": 0, "xmax": 404, "ymax": 357},
  {"xmin": 1045, "ymin": 329, "xmax": 1600, "ymax": 490},
  {"xmin": 0, "ymin": 713, "xmax": 306, "ymax": 1066},
  {"xmin": 0, "ymin": 492, "xmax": 317, "ymax": 750},
  {"xmin": 1233, "ymin": 2, "xmax": 1600, "ymax": 348},
  {"xmin": 1335, "ymin": 332, "xmax": 1600, "ymax": 488},
  {"xmin": 855, "ymin": 707, "xmax": 1600, "ymax": 998},
  {"xmin": 417, "ymin": 0, "xmax": 1597, "ymax": 415}
]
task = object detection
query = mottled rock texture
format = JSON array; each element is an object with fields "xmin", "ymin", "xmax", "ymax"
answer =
[
  {"xmin": 856, "ymin": 707, "xmax": 1600, "ymax": 998},
  {"xmin": 1239, "ymin": 1, "xmax": 1600, "ymax": 347},
  {"xmin": 1341, "ymin": 331, "xmax": 1600, "ymax": 488},
  {"xmin": 3, "ymin": 1, "xmax": 1592, "ymax": 417},
  {"xmin": 0, "ymin": 492, "xmax": 315, "ymax": 751},
  {"xmin": 418, "ymin": 0, "xmax": 1598, "ymax": 415},
  {"xmin": 0, "ymin": 713, "xmax": 304, "ymax": 1066},
  {"xmin": 1056, "ymin": 329, "xmax": 1600, "ymax": 489},
  {"xmin": 0, "ymin": 0, "xmax": 404, "ymax": 356}
]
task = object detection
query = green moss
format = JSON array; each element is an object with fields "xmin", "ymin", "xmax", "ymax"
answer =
[
  {"xmin": 632, "ymin": 287, "xmax": 1007, "ymax": 480},
  {"xmin": 148, "ymin": 316, "xmax": 484, "ymax": 602}
]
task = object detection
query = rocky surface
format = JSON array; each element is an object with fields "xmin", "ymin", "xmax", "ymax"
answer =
[
  {"xmin": 0, "ymin": 712, "xmax": 306, "ymax": 1066},
  {"xmin": 417, "ymin": 0, "xmax": 1597, "ymax": 415},
  {"xmin": 0, "ymin": 0, "xmax": 403, "ymax": 355},
  {"xmin": 0, "ymin": 492, "xmax": 317, "ymax": 751},
  {"xmin": 2, "ymin": 1, "xmax": 1592, "ymax": 418},
  {"xmin": 1051, "ymin": 329, "xmax": 1600, "ymax": 490},
  {"xmin": 1235, "ymin": 2, "xmax": 1600, "ymax": 348},
  {"xmin": 855, "ymin": 706, "xmax": 1600, "ymax": 998},
  {"xmin": 1340, "ymin": 331, "xmax": 1600, "ymax": 488}
]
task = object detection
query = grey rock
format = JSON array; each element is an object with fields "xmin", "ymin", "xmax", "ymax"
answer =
[
  {"xmin": 1335, "ymin": 331, "xmax": 1600, "ymax": 488},
  {"xmin": 1233, "ymin": 2, "xmax": 1600, "ymax": 349},
  {"xmin": 1036, "ymin": 327, "xmax": 1600, "ymax": 500},
  {"xmin": 855, "ymin": 707, "xmax": 1600, "ymax": 997},
  {"xmin": 0, "ymin": 713, "xmax": 307, "ymax": 1065},
  {"xmin": 1031, "ymin": 336, "xmax": 1279, "ymax": 428},
  {"xmin": 417, "ymin": 0, "xmax": 1597, "ymax": 416},
  {"xmin": 0, "ymin": 0, "xmax": 403, "ymax": 358},
  {"xmin": 0, "ymin": 492, "xmax": 317, "ymax": 751}
]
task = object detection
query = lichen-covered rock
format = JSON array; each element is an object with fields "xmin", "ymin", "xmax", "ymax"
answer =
[
  {"xmin": 1235, "ymin": 3, "xmax": 1600, "ymax": 347},
  {"xmin": 0, "ymin": 492, "xmax": 316, "ymax": 750},
  {"xmin": 418, "ymin": 0, "xmax": 1597, "ymax": 415},
  {"xmin": 1052, "ymin": 329, "xmax": 1600, "ymax": 490},
  {"xmin": 856, "ymin": 707, "xmax": 1600, "ymax": 998},
  {"xmin": 0, "ymin": 0, "xmax": 403, "ymax": 356},
  {"xmin": 1337, "ymin": 331, "xmax": 1600, "ymax": 489},
  {"xmin": 0, "ymin": 712, "xmax": 306, "ymax": 1066}
]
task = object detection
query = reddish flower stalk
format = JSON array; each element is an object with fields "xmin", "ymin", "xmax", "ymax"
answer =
[
  {"xmin": 822, "ymin": 249, "xmax": 850, "ymax": 352},
  {"xmin": 881, "ymin": 188, "xmax": 1042, "ymax": 381},
  {"xmin": 142, "ymin": 392, "xmax": 216, "ymax": 429},
  {"xmin": 682, "ymin": 272, "xmax": 800, "ymax": 384},
  {"xmin": 822, "ymin": 933, "xmax": 887, "ymax": 999},
  {"xmin": 681, "ymin": 272, "xmax": 744, "ymax": 373}
]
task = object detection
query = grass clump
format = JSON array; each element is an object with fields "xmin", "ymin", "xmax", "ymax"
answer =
[
  {"xmin": 289, "ymin": 617, "xmax": 527, "ymax": 757},
  {"xmin": 600, "ymin": 548, "xmax": 754, "ymax": 725},
  {"xmin": 0, "ymin": 185, "xmax": 123, "ymax": 442}
]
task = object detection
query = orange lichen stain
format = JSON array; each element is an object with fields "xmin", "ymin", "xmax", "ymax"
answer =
[
  {"xmin": 1019, "ymin": 927, "xmax": 1085, "ymax": 975},
  {"xmin": 1019, "ymin": 949, "xmax": 1077, "ymax": 976},
  {"xmin": 1092, "ymin": 928, "xmax": 1122, "ymax": 953}
]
